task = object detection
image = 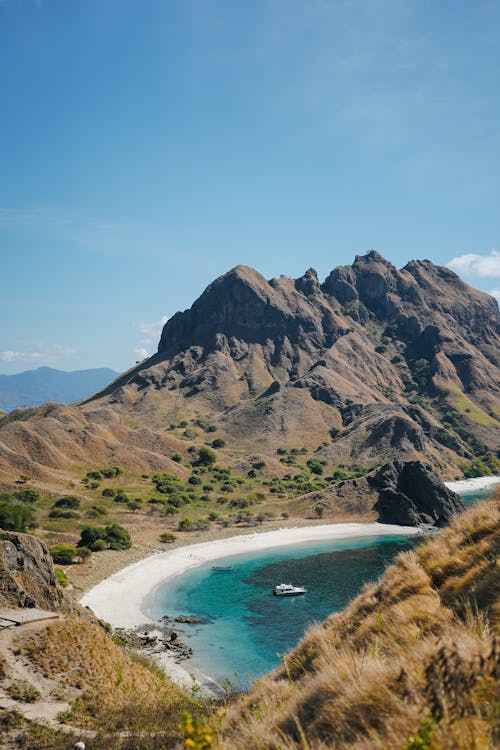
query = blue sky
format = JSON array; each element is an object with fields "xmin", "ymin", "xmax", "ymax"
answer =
[{"xmin": 1, "ymin": 0, "xmax": 499, "ymax": 374}]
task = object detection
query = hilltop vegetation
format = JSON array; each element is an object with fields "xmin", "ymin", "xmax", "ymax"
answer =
[{"xmin": 0, "ymin": 451, "xmax": 387, "ymax": 586}]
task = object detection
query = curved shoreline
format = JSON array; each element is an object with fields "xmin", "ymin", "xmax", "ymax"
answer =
[
  {"xmin": 80, "ymin": 475, "xmax": 499, "ymax": 628},
  {"xmin": 80, "ymin": 521, "xmax": 422, "ymax": 628},
  {"xmin": 79, "ymin": 476, "xmax": 498, "ymax": 692}
]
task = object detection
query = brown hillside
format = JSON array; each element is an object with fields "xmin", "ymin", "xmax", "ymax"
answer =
[{"xmin": 0, "ymin": 252, "xmax": 499, "ymax": 489}]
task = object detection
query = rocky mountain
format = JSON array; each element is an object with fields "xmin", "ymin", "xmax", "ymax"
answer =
[
  {"xmin": 0, "ymin": 366, "xmax": 118, "ymax": 411},
  {"xmin": 0, "ymin": 251, "xmax": 499, "ymax": 486},
  {"xmin": 94, "ymin": 251, "xmax": 499, "ymax": 468}
]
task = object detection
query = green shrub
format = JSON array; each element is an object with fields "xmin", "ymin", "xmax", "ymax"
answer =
[
  {"xmin": 16, "ymin": 488, "xmax": 41, "ymax": 504},
  {"xmin": 460, "ymin": 459, "xmax": 492, "ymax": 478},
  {"xmin": 55, "ymin": 568, "xmax": 68, "ymax": 586},
  {"xmin": 211, "ymin": 438, "xmax": 225, "ymax": 449},
  {"xmin": 102, "ymin": 488, "xmax": 115, "ymax": 497},
  {"xmin": 196, "ymin": 447, "xmax": 217, "ymax": 466},
  {"xmin": 104, "ymin": 523, "xmax": 132, "ymax": 550},
  {"xmin": 100, "ymin": 466, "xmax": 123, "ymax": 478},
  {"xmin": 48, "ymin": 509, "xmax": 80, "ymax": 519},
  {"xmin": 159, "ymin": 532, "xmax": 177, "ymax": 543},
  {"xmin": 7, "ymin": 682, "xmax": 41, "ymax": 703},
  {"xmin": 49, "ymin": 544, "xmax": 78, "ymax": 564},
  {"xmin": 149, "ymin": 496, "xmax": 166, "ymax": 505},
  {"xmin": 171, "ymin": 453, "xmax": 183, "ymax": 463},
  {"xmin": 307, "ymin": 459, "xmax": 324, "ymax": 475},
  {"xmin": 91, "ymin": 538, "xmax": 108, "ymax": 552},
  {"xmin": 53, "ymin": 495, "xmax": 80, "ymax": 509},
  {"xmin": 77, "ymin": 523, "xmax": 131, "ymax": 551},
  {"xmin": 127, "ymin": 499, "xmax": 142, "ymax": 512},
  {"xmin": 0, "ymin": 501, "xmax": 35, "ymax": 532},
  {"xmin": 178, "ymin": 517, "xmax": 209, "ymax": 532}
]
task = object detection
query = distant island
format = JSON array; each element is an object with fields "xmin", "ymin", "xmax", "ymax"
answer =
[{"xmin": 0, "ymin": 366, "xmax": 119, "ymax": 411}]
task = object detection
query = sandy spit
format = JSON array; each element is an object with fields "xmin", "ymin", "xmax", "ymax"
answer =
[{"xmin": 444, "ymin": 475, "xmax": 500, "ymax": 493}]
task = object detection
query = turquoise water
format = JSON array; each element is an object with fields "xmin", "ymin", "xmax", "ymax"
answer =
[
  {"xmin": 461, "ymin": 488, "xmax": 495, "ymax": 505},
  {"xmin": 153, "ymin": 534, "xmax": 415, "ymax": 688},
  {"xmin": 152, "ymin": 487, "xmax": 493, "ymax": 689}
]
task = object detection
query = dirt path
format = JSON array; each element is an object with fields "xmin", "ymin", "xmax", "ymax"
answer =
[{"xmin": 0, "ymin": 617, "xmax": 74, "ymax": 724}]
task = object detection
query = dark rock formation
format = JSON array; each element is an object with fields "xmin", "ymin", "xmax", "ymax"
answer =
[
  {"xmin": 0, "ymin": 530, "xmax": 66, "ymax": 610},
  {"xmin": 175, "ymin": 614, "xmax": 205, "ymax": 624},
  {"xmin": 370, "ymin": 460, "xmax": 465, "ymax": 527},
  {"xmin": 114, "ymin": 624, "xmax": 194, "ymax": 660}
]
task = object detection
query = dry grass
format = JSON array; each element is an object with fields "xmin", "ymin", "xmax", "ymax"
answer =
[
  {"xmin": 16, "ymin": 616, "xmax": 202, "ymax": 741},
  {"xmin": 220, "ymin": 493, "xmax": 500, "ymax": 749}
]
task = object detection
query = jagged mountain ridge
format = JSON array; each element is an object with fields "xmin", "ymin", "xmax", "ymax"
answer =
[
  {"xmin": 103, "ymin": 251, "xmax": 499, "ymax": 469},
  {"xmin": 0, "ymin": 251, "xmax": 499, "ymax": 484}
]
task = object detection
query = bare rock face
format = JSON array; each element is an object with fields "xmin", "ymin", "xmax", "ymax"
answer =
[
  {"xmin": 0, "ymin": 530, "xmax": 66, "ymax": 610},
  {"xmin": 369, "ymin": 460, "xmax": 465, "ymax": 527}
]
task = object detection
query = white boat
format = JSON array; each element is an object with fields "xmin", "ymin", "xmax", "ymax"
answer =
[{"xmin": 273, "ymin": 583, "xmax": 307, "ymax": 596}]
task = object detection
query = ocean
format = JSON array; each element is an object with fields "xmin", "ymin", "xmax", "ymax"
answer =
[{"xmin": 151, "ymin": 487, "xmax": 492, "ymax": 690}]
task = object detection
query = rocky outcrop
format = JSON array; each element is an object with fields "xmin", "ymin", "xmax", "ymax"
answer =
[
  {"xmin": 0, "ymin": 530, "xmax": 66, "ymax": 610},
  {"xmin": 369, "ymin": 460, "xmax": 465, "ymax": 526}
]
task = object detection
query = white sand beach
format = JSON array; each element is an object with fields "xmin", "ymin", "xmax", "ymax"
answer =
[
  {"xmin": 80, "ymin": 475, "xmax": 499, "ymax": 628},
  {"xmin": 81, "ymin": 521, "xmax": 422, "ymax": 628},
  {"xmin": 79, "ymin": 475, "xmax": 497, "ymax": 692},
  {"xmin": 445, "ymin": 475, "xmax": 500, "ymax": 493},
  {"xmin": 80, "ymin": 520, "xmax": 422, "ymax": 694}
]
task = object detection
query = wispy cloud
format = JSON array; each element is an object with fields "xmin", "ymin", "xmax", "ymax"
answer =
[
  {"xmin": 447, "ymin": 250, "xmax": 500, "ymax": 278},
  {"xmin": 0, "ymin": 344, "xmax": 77, "ymax": 365},
  {"xmin": 137, "ymin": 315, "xmax": 169, "ymax": 339},
  {"xmin": 131, "ymin": 316, "xmax": 169, "ymax": 362},
  {"xmin": 133, "ymin": 347, "xmax": 150, "ymax": 361}
]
